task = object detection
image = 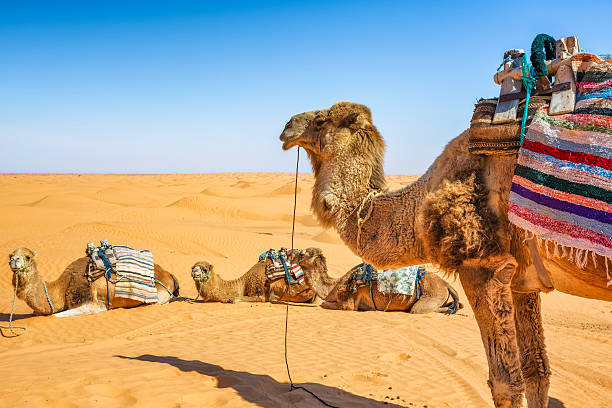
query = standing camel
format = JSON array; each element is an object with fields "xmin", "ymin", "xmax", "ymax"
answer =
[{"xmin": 279, "ymin": 101, "xmax": 611, "ymax": 408}]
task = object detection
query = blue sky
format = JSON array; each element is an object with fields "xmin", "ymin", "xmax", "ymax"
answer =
[{"xmin": 1, "ymin": 1, "xmax": 610, "ymax": 174}]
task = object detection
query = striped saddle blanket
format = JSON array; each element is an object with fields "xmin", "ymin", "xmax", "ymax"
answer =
[
  {"xmin": 259, "ymin": 248, "xmax": 304, "ymax": 284},
  {"xmin": 113, "ymin": 245, "xmax": 158, "ymax": 303},
  {"xmin": 509, "ymin": 61, "xmax": 612, "ymax": 282}
]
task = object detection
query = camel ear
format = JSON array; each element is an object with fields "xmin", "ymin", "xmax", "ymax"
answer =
[{"xmin": 33, "ymin": 250, "xmax": 38, "ymax": 257}]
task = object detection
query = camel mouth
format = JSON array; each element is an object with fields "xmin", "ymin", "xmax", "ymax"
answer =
[
  {"xmin": 9, "ymin": 256, "xmax": 27, "ymax": 273},
  {"xmin": 191, "ymin": 265, "xmax": 210, "ymax": 282},
  {"xmin": 281, "ymin": 136, "xmax": 300, "ymax": 151}
]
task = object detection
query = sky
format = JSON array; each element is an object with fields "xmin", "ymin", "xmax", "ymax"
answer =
[{"xmin": 1, "ymin": 1, "xmax": 611, "ymax": 174}]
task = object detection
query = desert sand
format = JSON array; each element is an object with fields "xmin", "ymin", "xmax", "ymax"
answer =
[{"xmin": 0, "ymin": 173, "xmax": 610, "ymax": 408}]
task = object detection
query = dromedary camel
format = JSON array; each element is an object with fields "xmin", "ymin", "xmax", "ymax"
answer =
[
  {"xmin": 191, "ymin": 256, "xmax": 316, "ymax": 303},
  {"xmin": 280, "ymin": 101, "xmax": 611, "ymax": 408},
  {"xmin": 8, "ymin": 247, "xmax": 179, "ymax": 315},
  {"xmin": 298, "ymin": 247, "xmax": 462, "ymax": 313}
]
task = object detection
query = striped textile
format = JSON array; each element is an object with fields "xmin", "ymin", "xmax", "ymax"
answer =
[
  {"xmin": 113, "ymin": 245, "xmax": 158, "ymax": 303},
  {"xmin": 575, "ymin": 62, "xmax": 612, "ymax": 117},
  {"xmin": 508, "ymin": 109, "xmax": 612, "ymax": 283}
]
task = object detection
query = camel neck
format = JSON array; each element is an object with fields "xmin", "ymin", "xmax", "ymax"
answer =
[
  {"xmin": 305, "ymin": 265, "xmax": 338, "ymax": 300},
  {"xmin": 16, "ymin": 268, "xmax": 63, "ymax": 315},
  {"xmin": 212, "ymin": 273, "xmax": 245, "ymax": 297}
]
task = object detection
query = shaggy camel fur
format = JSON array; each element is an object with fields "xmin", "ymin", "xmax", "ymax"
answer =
[
  {"xmin": 191, "ymin": 257, "xmax": 316, "ymax": 303},
  {"xmin": 280, "ymin": 101, "xmax": 611, "ymax": 408},
  {"xmin": 8, "ymin": 247, "xmax": 179, "ymax": 315},
  {"xmin": 299, "ymin": 247, "xmax": 462, "ymax": 313}
]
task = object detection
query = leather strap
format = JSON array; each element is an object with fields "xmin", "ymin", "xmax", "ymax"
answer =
[{"xmin": 526, "ymin": 238, "xmax": 554, "ymax": 289}]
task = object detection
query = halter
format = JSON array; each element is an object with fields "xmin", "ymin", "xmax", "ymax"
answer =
[
  {"xmin": 9, "ymin": 254, "xmax": 55, "ymax": 314},
  {"xmin": 192, "ymin": 264, "xmax": 211, "ymax": 282}
]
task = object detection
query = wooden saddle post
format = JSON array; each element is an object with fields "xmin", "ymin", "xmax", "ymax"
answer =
[
  {"xmin": 549, "ymin": 36, "xmax": 580, "ymax": 115},
  {"xmin": 493, "ymin": 49, "xmax": 525, "ymax": 124}
]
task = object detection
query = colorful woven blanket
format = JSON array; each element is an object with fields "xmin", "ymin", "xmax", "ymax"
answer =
[
  {"xmin": 575, "ymin": 62, "xmax": 612, "ymax": 118},
  {"xmin": 377, "ymin": 265, "xmax": 425, "ymax": 297},
  {"xmin": 113, "ymin": 245, "xmax": 158, "ymax": 303},
  {"xmin": 508, "ymin": 108, "xmax": 612, "ymax": 280}
]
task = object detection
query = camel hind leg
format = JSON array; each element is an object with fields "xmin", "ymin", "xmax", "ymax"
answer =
[
  {"xmin": 459, "ymin": 256, "xmax": 525, "ymax": 408},
  {"xmin": 513, "ymin": 291, "xmax": 550, "ymax": 408}
]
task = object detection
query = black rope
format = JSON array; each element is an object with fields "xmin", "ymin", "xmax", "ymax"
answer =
[{"xmin": 284, "ymin": 147, "xmax": 340, "ymax": 408}]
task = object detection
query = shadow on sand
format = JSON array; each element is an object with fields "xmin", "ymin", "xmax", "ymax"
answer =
[
  {"xmin": 549, "ymin": 397, "xmax": 567, "ymax": 408},
  {"xmin": 0, "ymin": 312, "xmax": 34, "ymax": 322},
  {"xmin": 115, "ymin": 354, "xmax": 407, "ymax": 408}
]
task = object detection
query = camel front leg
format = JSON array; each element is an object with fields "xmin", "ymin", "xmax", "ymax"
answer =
[
  {"xmin": 513, "ymin": 291, "xmax": 550, "ymax": 408},
  {"xmin": 459, "ymin": 258, "xmax": 525, "ymax": 408}
]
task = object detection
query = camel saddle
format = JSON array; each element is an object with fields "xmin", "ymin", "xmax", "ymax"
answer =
[
  {"xmin": 348, "ymin": 264, "xmax": 426, "ymax": 299},
  {"xmin": 468, "ymin": 96, "xmax": 550, "ymax": 156},
  {"xmin": 258, "ymin": 248, "xmax": 305, "ymax": 284},
  {"xmin": 85, "ymin": 239, "xmax": 118, "ymax": 282}
]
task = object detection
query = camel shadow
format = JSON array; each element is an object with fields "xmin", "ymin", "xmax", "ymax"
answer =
[
  {"xmin": 0, "ymin": 312, "xmax": 34, "ymax": 322},
  {"xmin": 115, "ymin": 354, "xmax": 407, "ymax": 408},
  {"xmin": 549, "ymin": 397, "xmax": 567, "ymax": 408}
]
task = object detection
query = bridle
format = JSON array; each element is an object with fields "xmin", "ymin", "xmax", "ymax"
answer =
[{"xmin": 192, "ymin": 264, "xmax": 211, "ymax": 282}]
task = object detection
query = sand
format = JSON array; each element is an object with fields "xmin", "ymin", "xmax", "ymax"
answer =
[{"xmin": 0, "ymin": 173, "xmax": 610, "ymax": 408}]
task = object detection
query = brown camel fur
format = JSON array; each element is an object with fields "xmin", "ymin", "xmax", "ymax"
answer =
[
  {"xmin": 8, "ymin": 247, "xmax": 179, "ymax": 315},
  {"xmin": 191, "ymin": 257, "xmax": 316, "ymax": 303},
  {"xmin": 280, "ymin": 101, "xmax": 611, "ymax": 408},
  {"xmin": 298, "ymin": 247, "xmax": 462, "ymax": 313}
]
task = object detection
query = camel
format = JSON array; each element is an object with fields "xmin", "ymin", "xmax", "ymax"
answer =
[
  {"xmin": 8, "ymin": 247, "xmax": 179, "ymax": 316},
  {"xmin": 298, "ymin": 247, "xmax": 462, "ymax": 313},
  {"xmin": 279, "ymin": 101, "xmax": 612, "ymax": 408},
  {"xmin": 191, "ymin": 255, "xmax": 317, "ymax": 303}
]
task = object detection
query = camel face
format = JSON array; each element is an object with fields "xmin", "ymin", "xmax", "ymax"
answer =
[
  {"xmin": 191, "ymin": 262, "xmax": 212, "ymax": 282},
  {"xmin": 280, "ymin": 110, "xmax": 319, "ymax": 151},
  {"xmin": 280, "ymin": 101, "xmax": 382, "ymax": 166},
  {"xmin": 9, "ymin": 247, "xmax": 36, "ymax": 275},
  {"xmin": 297, "ymin": 247, "xmax": 325, "ymax": 269}
]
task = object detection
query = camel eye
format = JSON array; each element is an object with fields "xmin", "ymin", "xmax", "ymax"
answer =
[
  {"xmin": 315, "ymin": 118, "xmax": 325, "ymax": 127},
  {"xmin": 25, "ymin": 256, "xmax": 30, "ymax": 261}
]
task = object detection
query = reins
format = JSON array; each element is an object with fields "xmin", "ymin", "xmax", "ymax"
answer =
[
  {"xmin": 0, "ymin": 274, "xmax": 27, "ymax": 338},
  {"xmin": 284, "ymin": 147, "xmax": 340, "ymax": 408}
]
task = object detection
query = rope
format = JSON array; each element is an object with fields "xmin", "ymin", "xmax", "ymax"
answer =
[
  {"xmin": 519, "ymin": 54, "xmax": 536, "ymax": 146},
  {"xmin": 0, "ymin": 274, "xmax": 27, "ymax": 338},
  {"xmin": 355, "ymin": 190, "xmax": 382, "ymax": 252},
  {"xmin": 414, "ymin": 267, "xmax": 426, "ymax": 300},
  {"xmin": 42, "ymin": 280, "xmax": 55, "ymax": 314},
  {"xmin": 284, "ymin": 146, "xmax": 340, "ymax": 408}
]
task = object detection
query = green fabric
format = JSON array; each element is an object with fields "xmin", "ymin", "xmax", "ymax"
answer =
[
  {"xmin": 515, "ymin": 165, "xmax": 612, "ymax": 204},
  {"xmin": 530, "ymin": 33, "xmax": 556, "ymax": 77}
]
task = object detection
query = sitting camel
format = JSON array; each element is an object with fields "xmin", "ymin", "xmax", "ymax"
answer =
[
  {"xmin": 280, "ymin": 101, "xmax": 612, "ymax": 408},
  {"xmin": 298, "ymin": 247, "xmax": 462, "ymax": 313},
  {"xmin": 191, "ymin": 254, "xmax": 316, "ymax": 303},
  {"xmin": 8, "ymin": 247, "xmax": 179, "ymax": 316}
]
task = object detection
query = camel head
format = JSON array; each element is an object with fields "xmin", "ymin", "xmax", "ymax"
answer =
[
  {"xmin": 191, "ymin": 261, "xmax": 213, "ymax": 282},
  {"xmin": 8, "ymin": 248, "xmax": 38, "ymax": 278},
  {"xmin": 280, "ymin": 101, "xmax": 384, "ymax": 170},
  {"xmin": 280, "ymin": 101, "xmax": 387, "ymax": 228},
  {"xmin": 296, "ymin": 247, "xmax": 327, "ymax": 272}
]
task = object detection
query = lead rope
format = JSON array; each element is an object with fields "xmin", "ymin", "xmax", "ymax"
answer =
[
  {"xmin": 0, "ymin": 274, "xmax": 27, "ymax": 338},
  {"xmin": 284, "ymin": 147, "xmax": 340, "ymax": 408}
]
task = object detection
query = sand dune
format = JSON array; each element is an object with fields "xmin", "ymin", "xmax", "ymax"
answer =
[{"xmin": 1, "ymin": 174, "xmax": 610, "ymax": 408}]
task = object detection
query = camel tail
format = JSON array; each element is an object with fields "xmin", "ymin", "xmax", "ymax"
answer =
[
  {"xmin": 444, "ymin": 286, "xmax": 462, "ymax": 315},
  {"xmin": 171, "ymin": 273, "xmax": 180, "ymax": 297}
]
